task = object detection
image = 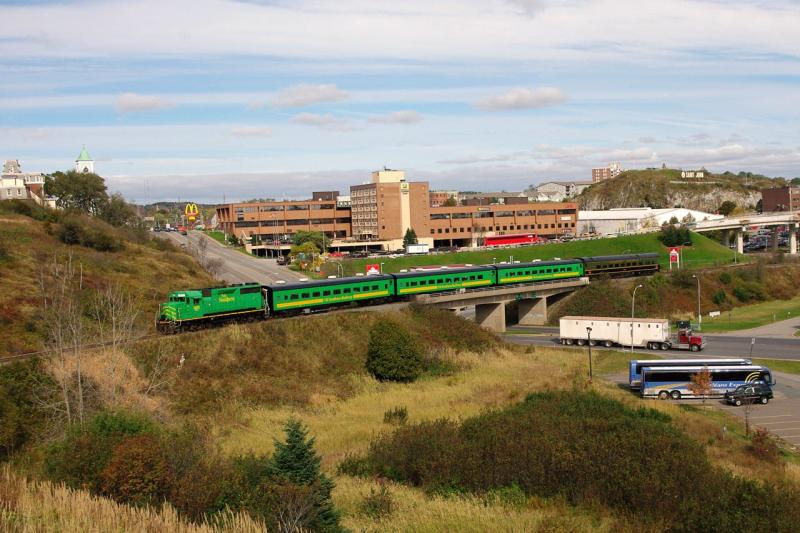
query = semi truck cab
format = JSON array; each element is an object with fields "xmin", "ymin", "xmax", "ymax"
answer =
[{"xmin": 674, "ymin": 328, "xmax": 705, "ymax": 351}]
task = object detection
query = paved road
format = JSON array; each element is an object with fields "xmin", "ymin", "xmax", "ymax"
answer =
[
  {"xmin": 161, "ymin": 231, "xmax": 303, "ymax": 284},
  {"xmin": 504, "ymin": 326, "xmax": 800, "ymax": 361}
]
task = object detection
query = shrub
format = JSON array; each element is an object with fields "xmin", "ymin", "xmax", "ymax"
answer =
[
  {"xmin": 383, "ymin": 406, "xmax": 408, "ymax": 425},
  {"xmin": 365, "ymin": 319, "xmax": 423, "ymax": 382},
  {"xmin": 733, "ymin": 285, "xmax": 754, "ymax": 302},
  {"xmin": 718, "ymin": 271, "xmax": 732, "ymax": 285},
  {"xmin": 713, "ymin": 290, "xmax": 727, "ymax": 305},
  {"xmin": 349, "ymin": 391, "xmax": 800, "ymax": 530},
  {"xmin": 0, "ymin": 359, "xmax": 56, "ymax": 459},
  {"xmin": 57, "ymin": 217, "xmax": 85, "ymax": 245},
  {"xmin": 44, "ymin": 410, "xmax": 158, "ymax": 491},
  {"xmin": 100, "ymin": 434, "xmax": 173, "ymax": 506},
  {"xmin": 750, "ymin": 428, "xmax": 780, "ymax": 463},
  {"xmin": 361, "ymin": 483, "xmax": 394, "ymax": 519}
]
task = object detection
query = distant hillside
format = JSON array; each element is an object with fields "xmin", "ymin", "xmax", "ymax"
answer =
[{"xmin": 576, "ymin": 169, "xmax": 782, "ymax": 212}]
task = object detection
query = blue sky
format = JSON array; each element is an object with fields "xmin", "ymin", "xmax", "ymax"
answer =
[{"xmin": 1, "ymin": 0, "xmax": 799, "ymax": 203}]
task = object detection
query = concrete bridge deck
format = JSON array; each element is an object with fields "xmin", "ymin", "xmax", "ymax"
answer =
[{"xmin": 693, "ymin": 212, "xmax": 799, "ymax": 254}]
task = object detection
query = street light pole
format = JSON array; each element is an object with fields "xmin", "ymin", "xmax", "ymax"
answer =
[
  {"xmin": 692, "ymin": 275, "xmax": 701, "ymax": 330},
  {"xmin": 586, "ymin": 327, "xmax": 593, "ymax": 383},
  {"xmin": 631, "ymin": 284, "xmax": 643, "ymax": 352}
]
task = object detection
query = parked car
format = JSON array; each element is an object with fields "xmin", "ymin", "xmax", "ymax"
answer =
[{"xmin": 724, "ymin": 383, "xmax": 773, "ymax": 406}]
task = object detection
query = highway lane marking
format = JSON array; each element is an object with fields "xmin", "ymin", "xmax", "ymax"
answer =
[{"xmin": 749, "ymin": 414, "xmax": 793, "ymax": 418}]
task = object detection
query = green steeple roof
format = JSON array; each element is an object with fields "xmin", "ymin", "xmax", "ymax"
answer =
[{"xmin": 76, "ymin": 146, "xmax": 92, "ymax": 161}]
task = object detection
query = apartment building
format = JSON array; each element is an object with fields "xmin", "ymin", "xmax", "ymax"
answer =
[
  {"xmin": 429, "ymin": 190, "xmax": 458, "ymax": 207},
  {"xmin": 591, "ymin": 162, "xmax": 623, "ymax": 182}
]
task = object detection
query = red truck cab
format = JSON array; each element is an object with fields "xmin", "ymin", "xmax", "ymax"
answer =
[{"xmin": 676, "ymin": 328, "xmax": 705, "ymax": 351}]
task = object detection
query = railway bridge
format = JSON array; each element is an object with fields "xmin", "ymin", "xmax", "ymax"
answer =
[{"xmin": 412, "ymin": 277, "xmax": 589, "ymax": 332}]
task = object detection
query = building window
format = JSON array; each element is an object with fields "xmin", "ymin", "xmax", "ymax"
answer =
[{"xmin": 437, "ymin": 229, "xmax": 442, "ymax": 233}]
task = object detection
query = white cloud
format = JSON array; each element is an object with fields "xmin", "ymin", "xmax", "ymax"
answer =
[
  {"xmin": 115, "ymin": 92, "xmax": 173, "ymax": 113},
  {"xmin": 506, "ymin": 0, "xmax": 546, "ymax": 16},
  {"xmin": 475, "ymin": 87, "xmax": 566, "ymax": 111},
  {"xmin": 367, "ymin": 110, "xmax": 423, "ymax": 124},
  {"xmin": 289, "ymin": 112, "xmax": 357, "ymax": 131},
  {"xmin": 230, "ymin": 126, "xmax": 273, "ymax": 138},
  {"xmin": 273, "ymin": 84, "xmax": 349, "ymax": 108}
]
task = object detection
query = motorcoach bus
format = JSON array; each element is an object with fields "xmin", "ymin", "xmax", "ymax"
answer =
[
  {"xmin": 640, "ymin": 365, "xmax": 773, "ymax": 400},
  {"xmin": 629, "ymin": 358, "xmax": 751, "ymax": 389}
]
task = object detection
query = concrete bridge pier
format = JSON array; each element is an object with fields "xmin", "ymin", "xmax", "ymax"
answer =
[
  {"xmin": 721, "ymin": 229, "xmax": 731, "ymax": 248},
  {"xmin": 772, "ymin": 230, "xmax": 780, "ymax": 251},
  {"xmin": 791, "ymin": 225, "xmax": 798, "ymax": 255},
  {"xmin": 735, "ymin": 228, "xmax": 744, "ymax": 255},
  {"xmin": 518, "ymin": 297, "xmax": 547, "ymax": 326},
  {"xmin": 475, "ymin": 302, "xmax": 506, "ymax": 332}
]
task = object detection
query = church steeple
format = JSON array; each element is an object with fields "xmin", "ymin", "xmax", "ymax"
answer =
[{"xmin": 75, "ymin": 146, "xmax": 94, "ymax": 174}]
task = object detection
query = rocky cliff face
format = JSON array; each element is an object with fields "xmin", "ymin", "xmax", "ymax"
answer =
[{"xmin": 576, "ymin": 169, "xmax": 776, "ymax": 212}]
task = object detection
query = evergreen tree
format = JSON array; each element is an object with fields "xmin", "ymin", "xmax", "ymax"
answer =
[
  {"xmin": 403, "ymin": 228, "xmax": 418, "ymax": 247},
  {"xmin": 270, "ymin": 419, "xmax": 341, "ymax": 531}
]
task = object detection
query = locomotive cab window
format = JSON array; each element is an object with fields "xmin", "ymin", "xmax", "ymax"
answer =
[{"xmin": 290, "ymin": 294, "xmax": 299, "ymax": 300}]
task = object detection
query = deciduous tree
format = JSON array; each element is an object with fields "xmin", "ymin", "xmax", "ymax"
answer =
[{"xmin": 688, "ymin": 366, "xmax": 713, "ymax": 407}]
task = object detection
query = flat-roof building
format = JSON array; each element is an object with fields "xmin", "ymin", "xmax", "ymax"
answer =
[
  {"xmin": 216, "ymin": 169, "xmax": 580, "ymax": 254},
  {"xmin": 762, "ymin": 186, "xmax": 800, "ymax": 212}
]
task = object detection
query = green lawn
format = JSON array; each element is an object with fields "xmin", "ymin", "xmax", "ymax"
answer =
[
  {"xmin": 753, "ymin": 359, "xmax": 800, "ymax": 375},
  {"xmin": 699, "ymin": 296, "xmax": 800, "ymax": 333},
  {"xmin": 322, "ymin": 231, "xmax": 738, "ymax": 277},
  {"xmin": 204, "ymin": 230, "xmax": 226, "ymax": 245}
]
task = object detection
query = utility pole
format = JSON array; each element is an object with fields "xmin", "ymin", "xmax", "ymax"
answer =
[
  {"xmin": 586, "ymin": 327, "xmax": 593, "ymax": 383},
  {"xmin": 631, "ymin": 284, "xmax": 643, "ymax": 352},
  {"xmin": 692, "ymin": 275, "xmax": 701, "ymax": 330}
]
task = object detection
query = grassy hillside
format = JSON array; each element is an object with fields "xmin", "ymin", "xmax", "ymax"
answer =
[
  {"xmin": 577, "ymin": 168, "xmax": 778, "ymax": 212},
  {"xmin": 320, "ymin": 231, "xmax": 738, "ymax": 278},
  {"xmin": 0, "ymin": 209, "xmax": 214, "ymax": 356}
]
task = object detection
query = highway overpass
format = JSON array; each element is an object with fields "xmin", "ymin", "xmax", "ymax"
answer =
[{"xmin": 692, "ymin": 212, "xmax": 800, "ymax": 254}]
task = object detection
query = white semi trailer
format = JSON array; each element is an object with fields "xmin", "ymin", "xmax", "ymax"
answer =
[{"xmin": 559, "ymin": 316, "xmax": 705, "ymax": 351}]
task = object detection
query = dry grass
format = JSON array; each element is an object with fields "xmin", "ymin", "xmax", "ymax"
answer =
[
  {"xmin": 217, "ymin": 346, "xmax": 583, "ymax": 467},
  {"xmin": 0, "ymin": 466, "xmax": 264, "ymax": 533},
  {"xmin": 334, "ymin": 476, "xmax": 616, "ymax": 533}
]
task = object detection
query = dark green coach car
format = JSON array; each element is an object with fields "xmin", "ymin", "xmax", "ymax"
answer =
[{"xmin": 267, "ymin": 275, "xmax": 395, "ymax": 312}]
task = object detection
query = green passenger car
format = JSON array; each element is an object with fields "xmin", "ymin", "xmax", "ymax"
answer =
[
  {"xmin": 495, "ymin": 260, "xmax": 584, "ymax": 285},
  {"xmin": 267, "ymin": 275, "xmax": 395, "ymax": 312},
  {"xmin": 393, "ymin": 266, "xmax": 496, "ymax": 296},
  {"xmin": 156, "ymin": 283, "xmax": 265, "ymax": 332}
]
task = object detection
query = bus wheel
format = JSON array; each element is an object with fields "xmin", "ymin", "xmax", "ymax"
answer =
[
  {"xmin": 660, "ymin": 343, "xmax": 669, "ymax": 351},
  {"xmin": 670, "ymin": 390, "xmax": 681, "ymax": 400},
  {"xmin": 658, "ymin": 391, "xmax": 669, "ymax": 400},
  {"xmin": 760, "ymin": 397, "xmax": 769, "ymax": 404},
  {"xmin": 690, "ymin": 344, "xmax": 700, "ymax": 352},
  {"xmin": 734, "ymin": 399, "xmax": 742, "ymax": 406}
]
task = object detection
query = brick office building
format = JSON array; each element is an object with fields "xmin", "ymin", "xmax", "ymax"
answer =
[{"xmin": 761, "ymin": 186, "xmax": 800, "ymax": 212}]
